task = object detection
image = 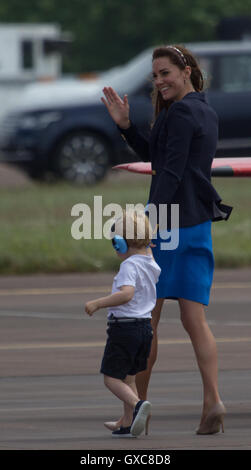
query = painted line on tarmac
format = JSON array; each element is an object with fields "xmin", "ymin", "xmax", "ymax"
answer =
[
  {"xmin": 0, "ymin": 404, "xmax": 116, "ymax": 413},
  {"xmin": 2, "ymin": 311, "xmax": 251, "ymax": 326},
  {"xmin": 0, "ymin": 286, "xmax": 111, "ymax": 296},
  {"xmin": 1, "ymin": 336, "xmax": 251, "ymax": 351},
  {"xmin": 0, "ymin": 282, "xmax": 250, "ymax": 297}
]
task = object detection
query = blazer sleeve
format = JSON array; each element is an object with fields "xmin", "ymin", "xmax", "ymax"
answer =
[
  {"xmin": 117, "ymin": 122, "xmax": 150, "ymax": 162},
  {"xmin": 150, "ymin": 102, "xmax": 195, "ymax": 205}
]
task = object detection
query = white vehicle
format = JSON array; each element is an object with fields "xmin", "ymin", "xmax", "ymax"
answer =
[
  {"xmin": 0, "ymin": 23, "xmax": 72, "ymax": 118},
  {"xmin": 1, "ymin": 40, "xmax": 251, "ymax": 184}
]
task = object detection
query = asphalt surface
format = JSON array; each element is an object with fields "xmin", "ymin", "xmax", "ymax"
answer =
[{"xmin": 0, "ymin": 269, "xmax": 251, "ymax": 451}]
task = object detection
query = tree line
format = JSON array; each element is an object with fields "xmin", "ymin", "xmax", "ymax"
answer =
[{"xmin": 0, "ymin": 0, "xmax": 251, "ymax": 73}]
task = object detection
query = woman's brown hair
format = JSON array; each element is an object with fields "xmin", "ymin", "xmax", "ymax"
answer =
[{"xmin": 151, "ymin": 44, "xmax": 204, "ymax": 119}]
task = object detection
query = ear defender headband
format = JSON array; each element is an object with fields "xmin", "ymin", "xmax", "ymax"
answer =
[{"xmin": 111, "ymin": 222, "xmax": 128, "ymax": 254}]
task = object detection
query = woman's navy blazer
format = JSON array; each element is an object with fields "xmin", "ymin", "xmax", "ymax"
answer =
[{"xmin": 118, "ymin": 91, "xmax": 232, "ymax": 228}]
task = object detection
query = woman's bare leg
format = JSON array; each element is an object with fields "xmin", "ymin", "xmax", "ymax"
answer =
[
  {"xmin": 136, "ymin": 298, "xmax": 164, "ymax": 400},
  {"xmin": 178, "ymin": 298, "xmax": 221, "ymax": 423}
]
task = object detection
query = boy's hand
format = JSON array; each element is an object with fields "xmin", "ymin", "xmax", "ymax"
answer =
[{"xmin": 85, "ymin": 300, "xmax": 99, "ymax": 316}]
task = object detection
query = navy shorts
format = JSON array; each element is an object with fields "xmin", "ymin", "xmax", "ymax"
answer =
[{"xmin": 100, "ymin": 319, "xmax": 153, "ymax": 380}]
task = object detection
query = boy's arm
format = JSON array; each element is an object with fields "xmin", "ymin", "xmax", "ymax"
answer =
[{"xmin": 85, "ymin": 285, "xmax": 135, "ymax": 316}]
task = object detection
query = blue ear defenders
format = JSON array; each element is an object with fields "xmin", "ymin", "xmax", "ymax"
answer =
[
  {"xmin": 112, "ymin": 235, "xmax": 128, "ymax": 254},
  {"xmin": 111, "ymin": 222, "xmax": 128, "ymax": 254}
]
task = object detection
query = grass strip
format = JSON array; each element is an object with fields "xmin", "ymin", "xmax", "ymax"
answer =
[{"xmin": 0, "ymin": 174, "xmax": 250, "ymax": 274}]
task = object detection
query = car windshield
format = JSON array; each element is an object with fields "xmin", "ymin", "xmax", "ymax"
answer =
[
  {"xmin": 98, "ymin": 46, "xmax": 214, "ymax": 95},
  {"xmin": 98, "ymin": 41, "xmax": 251, "ymax": 97},
  {"xmin": 98, "ymin": 48, "xmax": 153, "ymax": 95}
]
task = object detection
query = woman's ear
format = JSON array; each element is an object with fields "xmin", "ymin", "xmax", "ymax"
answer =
[{"xmin": 184, "ymin": 65, "xmax": 192, "ymax": 79}]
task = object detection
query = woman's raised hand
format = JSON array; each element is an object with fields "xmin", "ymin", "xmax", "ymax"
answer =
[{"xmin": 101, "ymin": 87, "xmax": 130, "ymax": 129}]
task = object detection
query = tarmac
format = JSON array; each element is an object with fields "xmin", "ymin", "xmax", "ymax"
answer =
[{"xmin": 0, "ymin": 268, "xmax": 251, "ymax": 452}]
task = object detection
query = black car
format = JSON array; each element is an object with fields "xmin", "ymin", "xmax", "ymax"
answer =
[{"xmin": 1, "ymin": 40, "xmax": 251, "ymax": 184}]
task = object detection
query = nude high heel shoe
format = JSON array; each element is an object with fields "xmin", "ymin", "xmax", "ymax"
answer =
[
  {"xmin": 104, "ymin": 421, "xmax": 121, "ymax": 431},
  {"xmin": 196, "ymin": 401, "xmax": 226, "ymax": 435}
]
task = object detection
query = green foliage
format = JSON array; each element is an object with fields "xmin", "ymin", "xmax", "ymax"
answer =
[
  {"xmin": 1, "ymin": 0, "xmax": 251, "ymax": 72},
  {"xmin": 0, "ymin": 176, "xmax": 250, "ymax": 274}
]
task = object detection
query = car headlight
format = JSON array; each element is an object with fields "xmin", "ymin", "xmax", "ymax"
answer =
[{"xmin": 19, "ymin": 112, "xmax": 62, "ymax": 130}]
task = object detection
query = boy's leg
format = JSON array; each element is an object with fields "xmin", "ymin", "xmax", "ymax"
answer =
[
  {"xmin": 104, "ymin": 375, "xmax": 139, "ymax": 412},
  {"xmin": 122, "ymin": 375, "xmax": 139, "ymax": 427}
]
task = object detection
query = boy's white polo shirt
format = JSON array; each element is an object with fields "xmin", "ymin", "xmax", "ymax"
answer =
[{"xmin": 108, "ymin": 254, "xmax": 161, "ymax": 319}]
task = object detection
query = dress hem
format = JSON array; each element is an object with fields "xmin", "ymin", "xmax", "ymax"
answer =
[{"xmin": 156, "ymin": 280, "xmax": 211, "ymax": 306}]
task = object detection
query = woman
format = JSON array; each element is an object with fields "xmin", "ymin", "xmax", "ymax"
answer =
[{"xmin": 101, "ymin": 44, "xmax": 232, "ymax": 435}]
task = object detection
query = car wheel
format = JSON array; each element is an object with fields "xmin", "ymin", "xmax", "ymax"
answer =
[{"xmin": 54, "ymin": 131, "xmax": 111, "ymax": 184}]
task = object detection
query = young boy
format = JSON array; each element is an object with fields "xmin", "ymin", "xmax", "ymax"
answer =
[{"xmin": 85, "ymin": 209, "xmax": 161, "ymax": 437}]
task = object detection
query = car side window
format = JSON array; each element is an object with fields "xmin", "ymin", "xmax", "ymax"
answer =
[{"xmin": 219, "ymin": 54, "xmax": 251, "ymax": 92}]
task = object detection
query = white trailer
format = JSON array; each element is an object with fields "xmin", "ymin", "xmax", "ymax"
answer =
[{"xmin": 0, "ymin": 23, "xmax": 72, "ymax": 118}]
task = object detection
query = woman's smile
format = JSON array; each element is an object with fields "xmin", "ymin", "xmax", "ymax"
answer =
[{"xmin": 159, "ymin": 86, "xmax": 171, "ymax": 99}]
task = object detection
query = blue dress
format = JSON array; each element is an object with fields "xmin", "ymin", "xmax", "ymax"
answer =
[{"xmin": 151, "ymin": 220, "xmax": 214, "ymax": 306}]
